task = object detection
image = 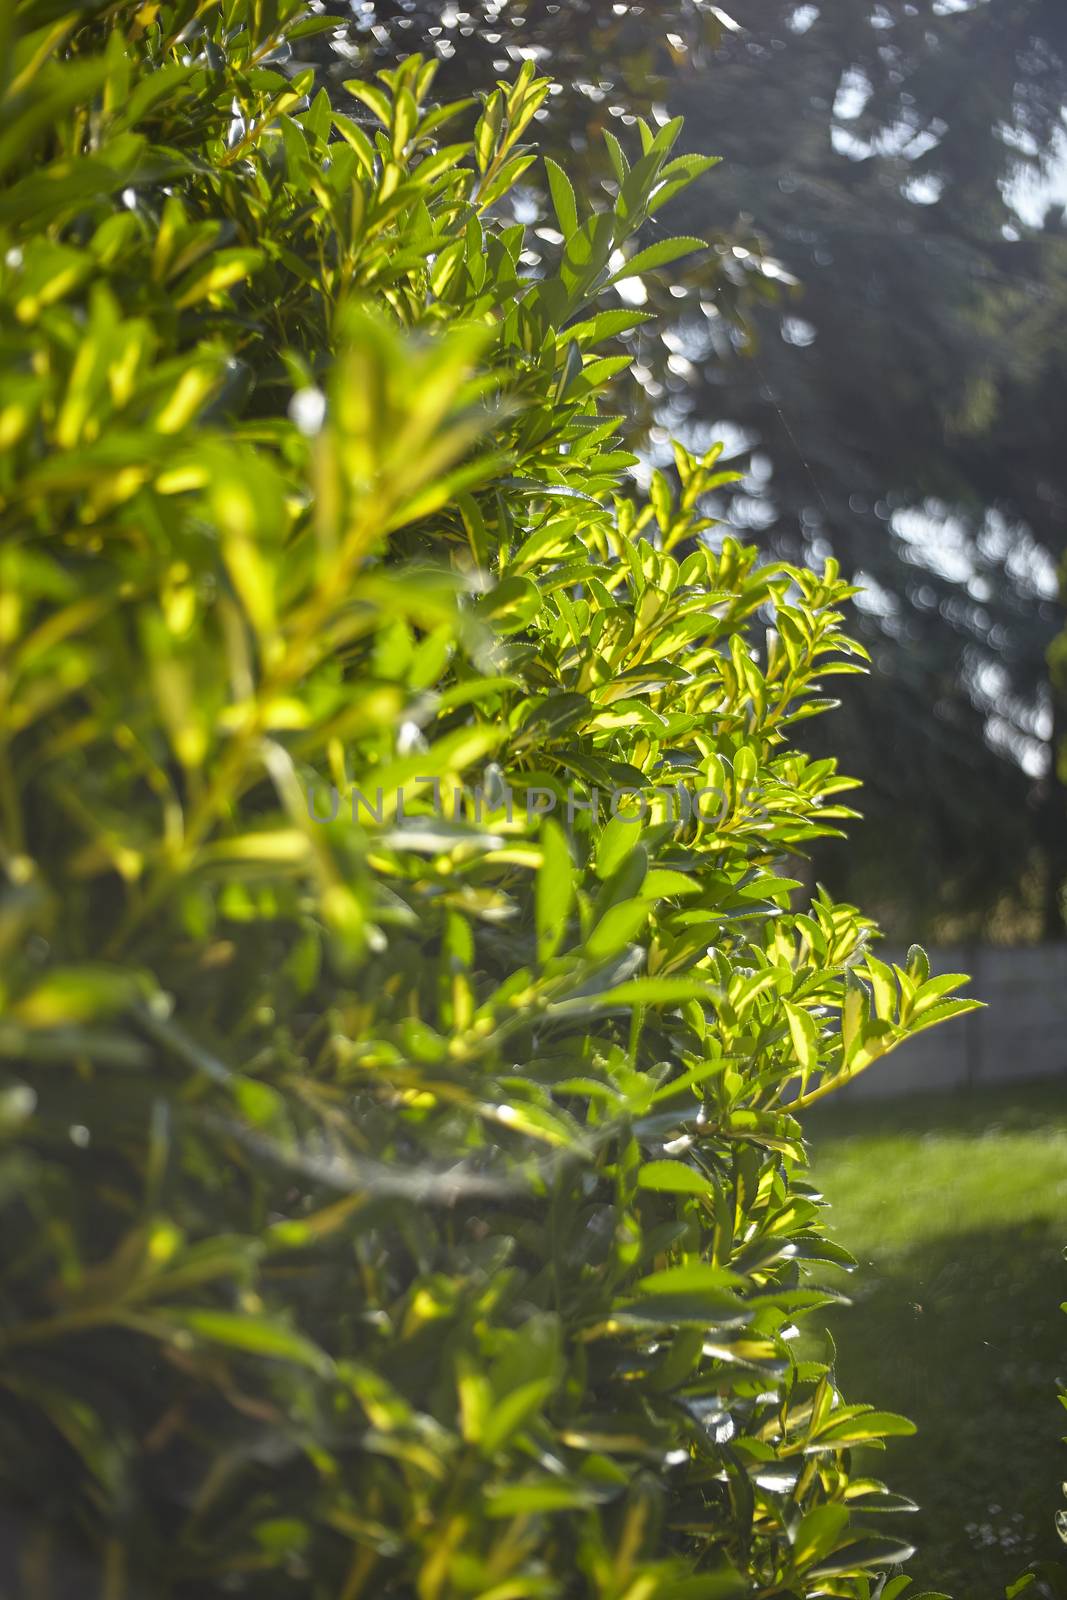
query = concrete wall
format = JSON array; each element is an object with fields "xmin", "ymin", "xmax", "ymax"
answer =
[{"xmin": 834, "ymin": 943, "xmax": 1067, "ymax": 1101}]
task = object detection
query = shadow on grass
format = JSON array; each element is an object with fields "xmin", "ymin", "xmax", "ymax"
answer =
[
  {"xmin": 809, "ymin": 1078, "xmax": 1067, "ymax": 1146},
  {"xmin": 819, "ymin": 1216, "xmax": 1065, "ymax": 1598}
]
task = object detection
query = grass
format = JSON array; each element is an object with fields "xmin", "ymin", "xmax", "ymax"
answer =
[{"xmin": 806, "ymin": 1079, "xmax": 1067, "ymax": 1599}]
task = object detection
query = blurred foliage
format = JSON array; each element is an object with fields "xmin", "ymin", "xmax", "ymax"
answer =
[
  {"xmin": 314, "ymin": 0, "xmax": 1067, "ymax": 941},
  {"xmin": 0, "ymin": 2, "xmax": 978, "ymax": 1597}
]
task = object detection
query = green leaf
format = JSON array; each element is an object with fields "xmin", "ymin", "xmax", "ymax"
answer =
[
  {"xmin": 536, "ymin": 818, "xmax": 574, "ymax": 962},
  {"xmin": 637, "ymin": 1160, "xmax": 717, "ymax": 1197},
  {"xmin": 881, "ymin": 1579, "xmax": 916, "ymax": 1600},
  {"xmin": 474, "ymin": 575, "xmax": 542, "ymax": 634},
  {"xmin": 906, "ymin": 997, "xmax": 983, "ymax": 1036},
  {"xmin": 584, "ymin": 898, "xmax": 650, "ymax": 962},
  {"xmin": 549, "ymin": 976, "xmax": 710, "ymax": 1015},
  {"xmin": 793, "ymin": 1503, "xmax": 850, "ymax": 1567},
  {"xmin": 343, "ymin": 80, "xmax": 392, "ymax": 127},
  {"xmin": 784, "ymin": 1001, "xmax": 819, "ymax": 1074},
  {"xmin": 173, "ymin": 248, "xmax": 263, "ymax": 309},
  {"xmin": 642, "ymin": 867, "xmax": 701, "ymax": 899},
  {"xmin": 485, "ymin": 1480, "xmax": 607, "ymax": 1516},
  {"xmin": 595, "ymin": 811, "xmax": 644, "ymax": 879},
  {"xmin": 815, "ymin": 1410, "xmax": 917, "ymax": 1446},
  {"xmin": 479, "ymin": 1377, "xmax": 557, "ymax": 1455},
  {"xmin": 810, "ymin": 1535, "xmax": 918, "ymax": 1576},
  {"xmin": 864, "ymin": 952, "xmax": 899, "ymax": 1021},
  {"xmin": 544, "ymin": 155, "xmax": 578, "ymax": 238},
  {"xmin": 159, "ymin": 1311, "xmax": 333, "ymax": 1377},
  {"xmin": 12, "ymin": 966, "xmax": 155, "ymax": 1027},
  {"xmin": 474, "ymin": 88, "xmax": 504, "ymax": 174},
  {"xmin": 605, "ymin": 236, "xmax": 706, "ymax": 285},
  {"xmin": 618, "ymin": 1283, "xmax": 748, "ymax": 1327},
  {"xmin": 603, "ymin": 129, "xmax": 629, "ymax": 183},
  {"xmin": 636, "ymin": 1263, "xmax": 745, "ymax": 1294}
]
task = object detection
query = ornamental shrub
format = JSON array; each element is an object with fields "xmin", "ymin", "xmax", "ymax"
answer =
[{"xmin": 0, "ymin": 5, "xmax": 978, "ymax": 1597}]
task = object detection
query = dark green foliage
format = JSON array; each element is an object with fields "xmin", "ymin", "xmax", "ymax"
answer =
[{"xmin": 0, "ymin": 4, "xmax": 976, "ymax": 1596}]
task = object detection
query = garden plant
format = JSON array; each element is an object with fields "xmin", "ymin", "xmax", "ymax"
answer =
[{"xmin": 0, "ymin": 2, "xmax": 984, "ymax": 1596}]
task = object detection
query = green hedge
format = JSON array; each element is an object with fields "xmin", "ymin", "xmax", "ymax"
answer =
[{"xmin": 0, "ymin": 5, "xmax": 978, "ymax": 1597}]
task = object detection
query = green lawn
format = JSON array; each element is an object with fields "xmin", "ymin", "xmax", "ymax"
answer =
[{"xmin": 806, "ymin": 1080, "xmax": 1067, "ymax": 1599}]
